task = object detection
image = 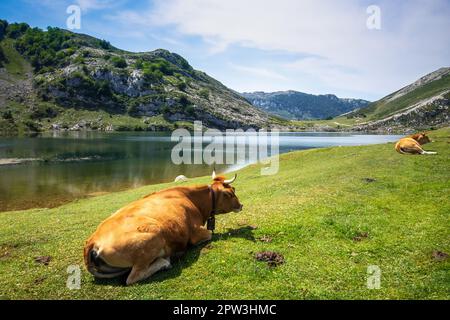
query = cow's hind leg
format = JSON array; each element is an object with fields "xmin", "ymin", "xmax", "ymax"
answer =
[
  {"xmin": 126, "ymin": 258, "xmax": 171, "ymax": 286},
  {"xmin": 420, "ymin": 150, "xmax": 437, "ymax": 155}
]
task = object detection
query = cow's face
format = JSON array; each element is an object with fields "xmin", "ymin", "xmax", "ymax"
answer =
[
  {"xmin": 211, "ymin": 171, "xmax": 243, "ymax": 214},
  {"xmin": 413, "ymin": 132, "xmax": 431, "ymax": 145},
  {"xmin": 215, "ymin": 183, "xmax": 243, "ymax": 214}
]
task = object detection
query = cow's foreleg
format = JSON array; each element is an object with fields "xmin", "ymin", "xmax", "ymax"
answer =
[
  {"xmin": 190, "ymin": 227, "xmax": 212, "ymax": 246},
  {"xmin": 126, "ymin": 258, "xmax": 171, "ymax": 286}
]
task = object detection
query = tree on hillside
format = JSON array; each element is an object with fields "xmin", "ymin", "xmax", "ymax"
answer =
[
  {"xmin": 0, "ymin": 46, "xmax": 5, "ymax": 67},
  {"xmin": 6, "ymin": 22, "xmax": 29, "ymax": 39},
  {"xmin": 0, "ymin": 19, "xmax": 8, "ymax": 40},
  {"xmin": 14, "ymin": 26, "xmax": 73, "ymax": 71},
  {"xmin": 97, "ymin": 39, "xmax": 112, "ymax": 50}
]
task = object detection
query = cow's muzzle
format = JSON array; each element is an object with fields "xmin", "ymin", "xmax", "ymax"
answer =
[{"xmin": 233, "ymin": 204, "xmax": 243, "ymax": 213}]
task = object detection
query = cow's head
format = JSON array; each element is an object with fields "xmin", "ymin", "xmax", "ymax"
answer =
[
  {"xmin": 411, "ymin": 132, "xmax": 432, "ymax": 145},
  {"xmin": 211, "ymin": 170, "xmax": 243, "ymax": 214}
]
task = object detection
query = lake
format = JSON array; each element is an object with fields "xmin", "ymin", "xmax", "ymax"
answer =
[{"xmin": 0, "ymin": 131, "xmax": 402, "ymax": 211}]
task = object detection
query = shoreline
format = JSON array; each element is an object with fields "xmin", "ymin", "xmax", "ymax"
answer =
[
  {"xmin": 0, "ymin": 135, "xmax": 398, "ymax": 213},
  {"xmin": 0, "ymin": 132, "xmax": 405, "ymax": 212},
  {"xmin": 0, "ymin": 124, "xmax": 421, "ymax": 137},
  {"xmin": 0, "ymin": 158, "xmax": 41, "ymax": 165}
]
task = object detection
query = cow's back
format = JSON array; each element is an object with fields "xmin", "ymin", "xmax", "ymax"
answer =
[{"xmin": 88, "ymin": 188, "xmax": 200, "ymax": 264}]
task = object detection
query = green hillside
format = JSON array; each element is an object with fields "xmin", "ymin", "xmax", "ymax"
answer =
[
  {"xmin": 0, "ymin": 20, "xmax": 278, "ymax": 135},
  {"xmin": 0, "ymin": 39, "xmax": 29, "ymax": 79},
  {"xmin": 348, "ymin": 68, "xmax": 450, "ymax": 121},
  {"xmin": 361, "ymin": 73, "xmax": 450, "ymax": 120}
]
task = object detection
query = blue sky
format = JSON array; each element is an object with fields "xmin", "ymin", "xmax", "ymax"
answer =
[{"xmin": 1, "ymin": 0, "xmax": 449, "ymax": 101}]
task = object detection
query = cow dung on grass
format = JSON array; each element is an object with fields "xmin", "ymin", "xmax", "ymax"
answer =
[{"xmin": 255, "ymin": 251, "xmax": 284, "ymax": 267}]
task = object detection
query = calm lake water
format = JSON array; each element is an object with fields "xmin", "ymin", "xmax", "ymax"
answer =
[{"xmin": 0, "ymin": 131, "xmax": 402, "ymax": 211}]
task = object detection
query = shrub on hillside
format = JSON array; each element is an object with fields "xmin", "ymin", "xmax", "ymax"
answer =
[
  {"xmin": 15, "ymin": 26, "xmax": 73, "ymax": 71},
  {"xmin": 30, "ymin": 103, "xmax": 58, "ymax": 119},
  {"xmin": 143, "ymin": 68, "xmax": 163, "ymax": 84},
  {"xmin": 185, "ymin": 105, "xmax": 195, "ymax": 116},
  {"xmin": 177, "ymin": 81, "xmax": 187, "ymax": 91},
  {"xmin": 0, "ymin": 46, "xmax": 6, "ymax": 67},
  {"xmin": 73, "ymin": 55, "xmax": 85, "ymax": 65},
  {"xmin": 6, "ymin": 22, "xmax": 29, "ymax": 39},
  {"xmin": 198, "ymin": 88, "xmax": 209, "ymax": 99},
  {"xmin": 134, "ymin": 58, "xmax": 144, "ymax": 70},
  {"xmin": 132, "ymin": 57, "xmax": 179, "ymax": 85},
  {"xmin": 111, "ymin": 56, "xmax": 127, "ymax": 68},
  {"xmin": 0, "ymin": 20, "xmax": 8, "ymax": 40},
  {"xmin": 97, "ymin": 39, "xmax": 112, "ymax": 50},
  {"xmin": 23, "ymin": 119, "xmax": 40, "ymax": 132},
  {"xmin": 178, "ymin": 95, "xmax": 190, "ymax": 106}
]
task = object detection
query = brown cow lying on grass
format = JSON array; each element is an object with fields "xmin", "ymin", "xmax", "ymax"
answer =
[
  {"xmin": 84, "ymin": 171, "xmax": 243, "ymax": 285},
  {"xmin": 395, "ymin": 132, "xmax": 437, "ymax": 155}
]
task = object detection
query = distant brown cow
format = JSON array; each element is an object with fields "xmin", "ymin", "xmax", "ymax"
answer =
[
  {"xmin": 84, "ymin": 171, "xmax": 243, "ymax": 285},
  {"xmin": 395, "ymin": 132, "xmax": 437, "ymax": 155}
]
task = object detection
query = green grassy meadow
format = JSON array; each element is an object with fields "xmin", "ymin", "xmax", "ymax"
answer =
[{"xmin": 0, "ymin": 128, "xmax": 449, "ymax": 299}]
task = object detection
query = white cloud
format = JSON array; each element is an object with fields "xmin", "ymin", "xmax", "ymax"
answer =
[
  {"xmin": 76, "ymin": 0, "xmax": 120, "ymax": 11},
  {"xmin": 229, "ymin": 63, "xmax": 287, "ymax": 81},
  {"xmin": 150, "ymin": 0, "xmax": 450, "ymax": 96},
  {"xmin": 104, "ymin": 0, "xmax": 450, "ymax": 98},
  {"xmin": 106, "ymin": 9, "xmax": 153, "ymax": 26}
]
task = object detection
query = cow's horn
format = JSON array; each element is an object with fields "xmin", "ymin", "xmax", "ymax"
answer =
[
  {"xmin": 224, "ymin": 174, "xmax": 237, "ymax": 184},
  {"xmin": 212, "ymin": 169, "xmax": 217, "ymax": 180}
]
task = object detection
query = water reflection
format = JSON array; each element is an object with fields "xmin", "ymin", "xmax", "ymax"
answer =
[{"xmin": 0, "ymin": 131, "xmax": 402, "ymax": 211}]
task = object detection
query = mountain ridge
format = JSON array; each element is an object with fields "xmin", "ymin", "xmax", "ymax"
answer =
[
  {"xmin": 241, "ymin": 90, "xmax": 370, "ymax": 120},
  {"xmin": 344, "ymin": 67, "xmax": 450, "ymax": 132},
  {"xmin": 0, "ymin": 20, "xmax": 281, "ymax": 134}
]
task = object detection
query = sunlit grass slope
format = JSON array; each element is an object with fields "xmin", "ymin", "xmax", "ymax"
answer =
[{"xmin": 0, "ymin": 128, "xmax": 449, "ymax": 299}]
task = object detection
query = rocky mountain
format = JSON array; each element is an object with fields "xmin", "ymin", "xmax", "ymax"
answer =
[
  {"xmin": 241, "ymin": 90, "xmax": 370, "ymax": 120},
  {"xmin": 349, "ymin": 67, "xmax": 450, "ymax": 132},
  {"xmin": 0, "ymin": 21, "xmax": 279, "ymax": 134}
]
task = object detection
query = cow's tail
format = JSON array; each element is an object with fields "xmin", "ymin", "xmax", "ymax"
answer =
[{"xmin": 84, "ymin": 241, "xmax": 130, "ymax": 279}]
